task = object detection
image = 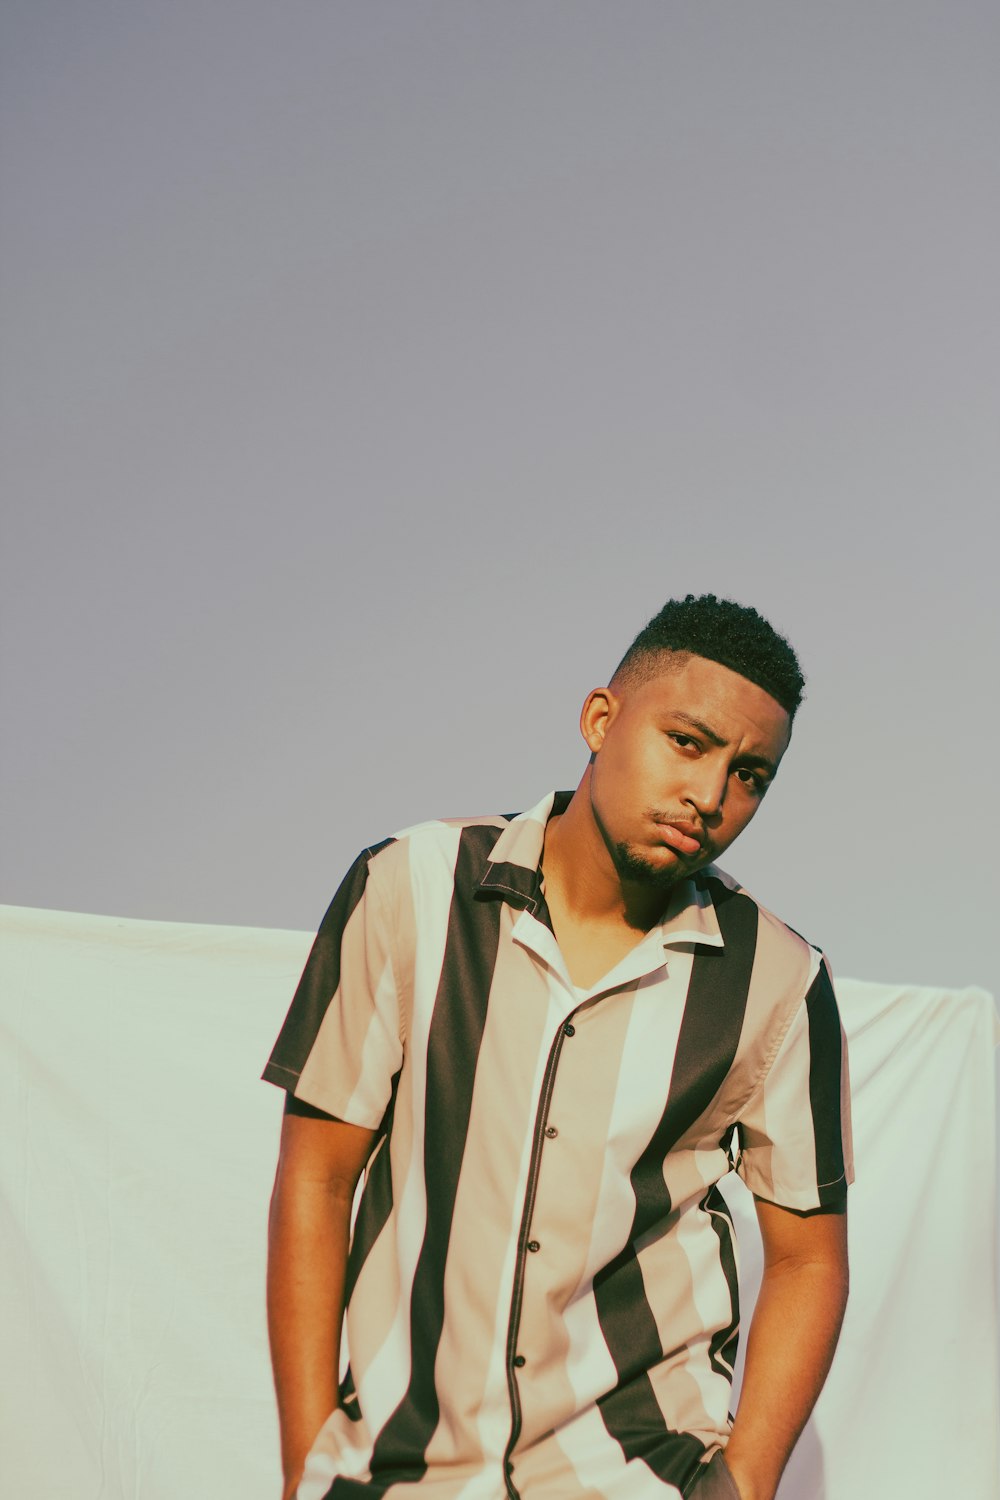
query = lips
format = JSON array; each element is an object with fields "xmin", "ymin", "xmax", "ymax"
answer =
[{"xmin": 655, "ymin": 820, "xmax": 704, "ymax": 855}]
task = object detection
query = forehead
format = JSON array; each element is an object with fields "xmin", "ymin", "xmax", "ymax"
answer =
[{"xmin": 629, "ymin": 654, "xmax": 791, "ymax": 750}]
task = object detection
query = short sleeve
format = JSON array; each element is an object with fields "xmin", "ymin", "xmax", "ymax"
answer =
[
  {"xmin": 261, "ymin": 841, "xmax": 402, "ymax": 1130},
  {"xmin": 735, "ymin": 950, "xmax": 854, "ymax": 1211}
]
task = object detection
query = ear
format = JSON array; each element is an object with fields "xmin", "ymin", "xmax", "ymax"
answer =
[{"xmin": 580, "ymin": 686, "xmax": 619, "ymax": 755}]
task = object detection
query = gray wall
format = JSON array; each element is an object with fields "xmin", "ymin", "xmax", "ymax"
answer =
[{"xmin": 3, "ymin": 2, "xmax": 997, "ymax": 997}]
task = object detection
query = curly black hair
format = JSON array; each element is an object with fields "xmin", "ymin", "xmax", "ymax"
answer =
[{"xmin": 610, "ymin": 593, "xmax": 805, "ymax": 717}]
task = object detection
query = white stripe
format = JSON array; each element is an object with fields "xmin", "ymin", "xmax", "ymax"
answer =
[
  {"xmin": 342, "ymin": 945, "xmax": 401, "ymax": 1123},
  {"xmin": 580, "ymin": 956, "xmax": 693, "ymax": 1284},
  {"xmin": 473, "ymin": 1021, "xmax": 555, "ymax": 1462},
  {"xmin": 669, "ymin": 1204, "xmax": 739, "ymax": 1421}
]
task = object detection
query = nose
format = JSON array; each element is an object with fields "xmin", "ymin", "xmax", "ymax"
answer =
[{"xmin": 683, "ymin": 758, "xmax": 728, "ymax": 820}]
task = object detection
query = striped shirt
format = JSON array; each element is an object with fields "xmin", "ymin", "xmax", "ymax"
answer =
[{"xmin": 263, "ymin": 790, "xmax": 854, "ymax": 1500}]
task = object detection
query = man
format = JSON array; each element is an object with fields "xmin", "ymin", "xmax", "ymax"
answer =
[{"xmin": 264, "ymin": 593, "xmax": 853, "ymax": 1500}]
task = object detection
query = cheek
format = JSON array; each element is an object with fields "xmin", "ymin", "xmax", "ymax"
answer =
[
  {"xmin": 723, "ymin": 799, "xmax": 759, "ymax": 835},
  {"xmin": 594, "ymin": 742, "xmax": 637, "ymax": 813},
  {"xmin": 617, "ymin": 738, "xmax": 657, "ymax": 791}
]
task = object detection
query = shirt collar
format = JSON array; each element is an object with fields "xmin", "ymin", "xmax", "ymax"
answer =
[
  {"xmin": 475, "ymin": 789, "xmax": 725, "ymax": 950},
  {"xmin": 475, "ymin": 789, "xmax": 570, "ymax": 912}
]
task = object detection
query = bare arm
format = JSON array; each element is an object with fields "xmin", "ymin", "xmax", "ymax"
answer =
[
  {"xmin": 267, "ymin": 1109, "xmax": 377, "ymax": 1500},
  {"xmin": 722, "ymin": 1199, "xmax": 849, "ymax": 1500}
]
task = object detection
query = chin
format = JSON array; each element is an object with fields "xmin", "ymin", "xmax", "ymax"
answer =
[{"xmin": 612, "ymin": 842, "xmax": 685, "ymax": 889}]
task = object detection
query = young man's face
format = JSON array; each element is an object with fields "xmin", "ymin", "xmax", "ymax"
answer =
[{"xmin": 583, "ymin": 652, "xmax": 792, "ymax": 891}]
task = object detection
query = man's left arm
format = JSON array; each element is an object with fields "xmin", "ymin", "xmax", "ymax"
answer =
[{"xmin": 723, "ymin": 1199, "xmax": 849, "ymax": 1500}]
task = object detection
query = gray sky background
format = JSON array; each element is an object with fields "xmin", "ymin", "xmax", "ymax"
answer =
[{"xmin": 2, "ymin": 1, "xmax": 997, "ymax": 997}]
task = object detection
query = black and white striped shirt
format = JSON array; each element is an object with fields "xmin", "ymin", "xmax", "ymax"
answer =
[{"xmin": 264, "ymin": 790, "xmax": 853, "ymax": 1500}]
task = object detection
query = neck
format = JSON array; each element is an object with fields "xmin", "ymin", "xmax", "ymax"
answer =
[{"xmin": 542, "ymin": 772, "xmax": 678, "ymax": 932}]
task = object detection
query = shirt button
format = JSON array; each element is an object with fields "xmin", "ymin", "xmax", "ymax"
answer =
[
  {"xmin": 513, "ymin": 1354, "xmax": 526, "ymax": 1367},
  {"xmin": 527, "ymin": 1239, "xmax": 540, "ymax": 1253},
  {"xmin": 563, "ymin": 1022, "xmax": 576, "ymax": 1036},
  {"xmin": 544, "ymin": 1125, "xmax": 558, "ymax": 1138}
]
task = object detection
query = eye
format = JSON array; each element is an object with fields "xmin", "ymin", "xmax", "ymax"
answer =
[
  {"xmin": 735, "ymin": 767, "xmax": 766, "ymax": 794},
  {"xmin": 667, "ymin": 733, "xmax": 698, "ymax": 749}
]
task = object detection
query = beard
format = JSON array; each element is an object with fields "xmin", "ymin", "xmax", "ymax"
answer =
[{"xmin": 610, "ymin": 839, "xmax": 690, "ymax": 893}]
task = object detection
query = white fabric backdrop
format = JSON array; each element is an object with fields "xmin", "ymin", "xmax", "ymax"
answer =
[{"xmin": 1, "ymin": 904, "xmax": 997, "ymax": 1500}]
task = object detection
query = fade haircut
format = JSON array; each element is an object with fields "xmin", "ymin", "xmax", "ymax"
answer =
[{"xmin": 610, "ymin": 593, "xmax": 805, "ymax": 718}]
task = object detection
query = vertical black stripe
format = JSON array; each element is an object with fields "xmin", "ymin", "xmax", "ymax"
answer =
[
  {"xmin": 805, "ymin": 955, "xmax": 847, "ymax": 1196},
  {"xmin": 595, "ymin": 882, "xmax": 759, "ymax": 1487},
  {"xmin": 704, "ymin": 1184, "xmax": 740, "ymax": 1378},
  {"xmin": 597, "ymin": 1359, "xmax": 706, "ymax": 1489},
  {"xmin": 264, "ymin": 839, "xmax": 396, "ymax": 1082},
  {"xmin": 336, "ymin": 1365, "xmax": 362, "ymax": 1424},
  {"xmin": 368, "ymin": 826, "xmax": 504, "ymax": 1480},
  {"xmin": 327, "ymin": 1480, "xmax": 389, "ymax": 1499}
]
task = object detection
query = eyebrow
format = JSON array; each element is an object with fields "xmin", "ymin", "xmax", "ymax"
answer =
[{"xmin": 666, "ymin": 710, "xmax": 779, "ymax": 780}]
